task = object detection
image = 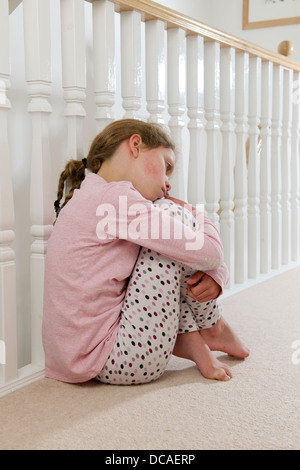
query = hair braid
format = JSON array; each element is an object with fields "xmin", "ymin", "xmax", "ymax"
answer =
[
  {"xmin": 53, "ymin": 119, "xmax": 175, "ymax": 221},
  {"xmin": 54, "ymin": 159, "xmax": 86, "ymax": 220}
]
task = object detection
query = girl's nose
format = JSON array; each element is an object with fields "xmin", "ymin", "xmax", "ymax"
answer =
[{"xmin": 166, "ymin": 181, "xmax": 172, "ymax": 192}]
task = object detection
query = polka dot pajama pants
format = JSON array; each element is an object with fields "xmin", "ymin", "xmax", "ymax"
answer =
[{"xmin": 96, "ymin": 199, "xmax": 222, "ymax": 385}]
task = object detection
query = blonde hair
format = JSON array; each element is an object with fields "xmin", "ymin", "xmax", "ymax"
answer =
[{"xmin": 54, "ymin": 119, "xmax": 175, "ymax": 217}]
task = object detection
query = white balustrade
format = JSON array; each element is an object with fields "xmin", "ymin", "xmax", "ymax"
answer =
[
  {"xmin": 234, "ymin": 52, "xmax": 249, "ymax": 284},
  {"xmin": 291, "ymin": 71, "xmax": 300, "ymax": 261},
  {"xmin": 204, "ymin": 41, "xmax": 221, "ymax": 230},
  {"xmin": 93, "ymin": 0, "xmax": 116, "ymax": 132},
  {"xmin": 260, "ymin": 61, "xmax": 273, "ymax": 274},
  {"xmin": 281, "ymin": 68, "xmax": 293, "ymax": 265},
  {"xmin": 23, "ymin": 0, "xmax": 53, "ymax": 368},
  {"xmin": 220, "ymin": 47, "xmax": 235, "ymax": 288},
  {"xmin": 0, "ymin": 0, "xmax": 18, "ymax": 384},
  {"xmin": 145, "ymin": 19, "xmax": 166, "ymax": 124},
  {"xmin": 120, "ymin": 10, "xmax": 142, "ymax": 119},
  {"xmin": 167, "ymin": 27, "xmax": 186, "ymax": 201},
  {"xmin": 1, "ymin": 0, "xmax": 300, "ymax": 395},
  {"xmin": 60, "ymin": 0, "xmax": 86, "ymax": 160},
  {"xmin": 271, "ymin": 65, "xmax": 283, "ymax": 269},
  {"xmin": 186, "ymin": 35, "xmax": 205, "ymax": 207},
  {"xmin": 248, "ymin": 56, "xmax": 261, "ymax": 278}
]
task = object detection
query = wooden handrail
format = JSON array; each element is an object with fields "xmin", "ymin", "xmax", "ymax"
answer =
[
  {"xmin": 86, "ymin": 0, "xmax": 300, "ymax": 71},
  {"xmin": 10, "ymin": 0, "xmax": 300, "ymax": 70}
]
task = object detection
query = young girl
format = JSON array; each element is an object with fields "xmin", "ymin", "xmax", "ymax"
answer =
[{"xmin": 42, "ymin": 119, "xmax": 249, "ymax": 385}]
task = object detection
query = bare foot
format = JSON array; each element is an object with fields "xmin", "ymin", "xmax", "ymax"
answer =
[
  {"xmin": 173, "ymin": 331, "xmax": 232, "ymax": 381},
  {"xmin": 200, "ymin": 317, "xmax": 250, "ymax": 358}
]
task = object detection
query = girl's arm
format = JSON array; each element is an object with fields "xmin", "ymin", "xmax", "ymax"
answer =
[
  {"xmin": 166, "ymin": 195, "xmax": 230, "ymax": 297},
  {"xmin": 99, "ymin": 185, "xmax": 225, "ymax": 272}
]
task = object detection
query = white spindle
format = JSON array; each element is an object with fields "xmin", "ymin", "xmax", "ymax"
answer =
[
  {"xmin": 145, "ymin": 19, "xmax": 166, "ymax": 124},
  {"xmin": 93, "ymin": 0, "xmax": 116, "ymax": 132},
  {"xmin": 281, "ymin": 68, "xmax": 293, "ymax": 265},
  {"xmin": 204, "ymin": 41, "xmax": 221, "ymax": 229},
  {"xmin": 186, "ymin": 35, "xmax": 205, "ymax": 206},
  {"xmin": 120, "ymin": 10, "xmax": 142, "ymax": 119},
  {"xmin": 167, "ymin": 27, "xmax": 186, "ymax": 201},
  {"xmin": 260, "ymin": 61, "xmax": 273, "ymax": 273},
  {"xmin": 0, "ymin": 0, "xmax": 18, "ymax": 384},
  {"xmin": 23, "ymin": 0, "xmax": 53, "ymax": 368},
  {"xmin": 234, "ymin": 52, "xmax": 249, "ymax": 283},
  {"xmin": 271, "ymin": 65, "xmax": 283, "ymax": 269},
  {"xmin": 248, "ymin": 57, "xmax": 261, "ymax": 278},
  {"xmin": 291, "ymin": 71, "xmax": 300, "ymax": 261},
  {"xmin": 220, "ymin": 47, "xmax": 235, "ymax": 288},
  {"xmin": 60, "ymin": 0, "xmax": 86, "ymax": 160}
]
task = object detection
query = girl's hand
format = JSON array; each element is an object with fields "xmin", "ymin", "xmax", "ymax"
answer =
[{"xmin": 186, "ymin": 271, "xmax": 221, "ymax": 302}]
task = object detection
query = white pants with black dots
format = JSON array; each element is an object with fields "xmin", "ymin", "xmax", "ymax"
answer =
[{"xmin": 96, "ymin": 199, "xmax": 222, "ymax": 385}]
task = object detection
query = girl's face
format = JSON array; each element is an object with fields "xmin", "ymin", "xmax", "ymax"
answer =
[{"xmin": 133, "ymin": 146, "xmax": 175, "ymax": 202}]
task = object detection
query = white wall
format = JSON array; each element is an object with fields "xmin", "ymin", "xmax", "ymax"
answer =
[{"xmin": 156, "ymin": 0, "xmax": 300, "ymax": 63}]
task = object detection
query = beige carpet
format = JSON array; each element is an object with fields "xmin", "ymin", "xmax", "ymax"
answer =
[{"xmin": 1, "ymin": 267, "xmax": 300, "ymax": 450}]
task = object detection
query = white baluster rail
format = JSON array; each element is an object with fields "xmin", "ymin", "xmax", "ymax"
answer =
[
  {"xmin": 260, "ymin": 61, "xmax": 273, "ymax": 274},
  {"xmin": 271, "ymin": 65, "xmax": 283, "ymax": 270},
  {"xmin": 60, "ymin": 0, "xmax": 87, "ymax": 160},
  {"xmin": 282, "ymin": 68, "xmax": 293, "ymax": 265},
  {"xmin": 204, "ymin": 42, "xmax": 221, "ymax": 231},
  {"xmin": 121, "ymin": 10, "xmax": 142, "ymax": 119},
  {"xmin": 291, "ymin": 71, "xmax": 300, "ymax": 262},
  {"xmin": 145, "ymin": 19, "xmax": 166, "ymax": 125},
  {"xmin": 220, "ymin": 47, "xmax": 235, "ymax": 288},
  {"xmin": 1, "ymin": 0, "xmax": 300, "ymax": 396},
  {"xmin": 234, "ymin": 52, "xmax": 249, "ymax": 284},
  {"xmin": 187, "ymin": 35, "xmax": 205, "ymax": 207},
  {"xmin": 248, "ymin": 56, "xmax": 261, "ymax": 279},
  {"xmin": 93, "ymin": 0, "xmax": 116, "ymax": 131},
  {"xmin": 23, "ymin": 0, "xmax": 53, "ymax": 370},
  {"xmin": 167, "ymin": 27, "xmax": 186, "ymax": 201}
]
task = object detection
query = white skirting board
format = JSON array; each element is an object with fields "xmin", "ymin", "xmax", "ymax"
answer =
[{"xmin": 0, "ymin": 364, "xmax": 45, "ymax": 398}]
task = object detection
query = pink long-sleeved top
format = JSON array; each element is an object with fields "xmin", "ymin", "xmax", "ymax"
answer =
[{"xmin": 42, "ymin": 173, "xmax": 229, "ymax": 383}]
